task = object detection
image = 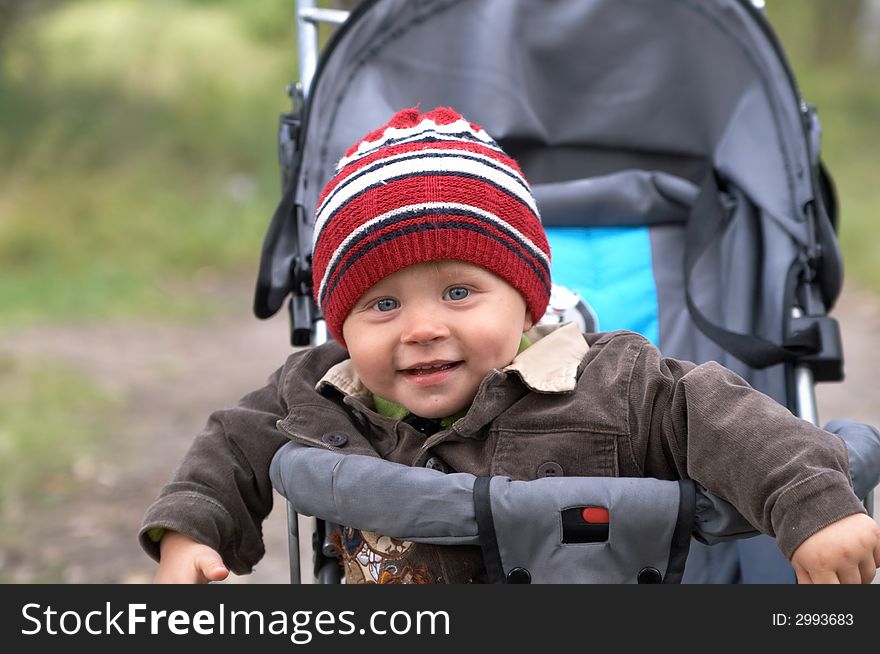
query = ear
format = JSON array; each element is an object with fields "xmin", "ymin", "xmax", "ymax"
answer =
[{"xmin": 523, "ymin": 310, "xmax": 535, "ymax": 332}]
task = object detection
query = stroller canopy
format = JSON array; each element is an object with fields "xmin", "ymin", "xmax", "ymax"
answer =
[{"xmin": 298, "ymin": 0, "xmax": 816, "ymax": 224}]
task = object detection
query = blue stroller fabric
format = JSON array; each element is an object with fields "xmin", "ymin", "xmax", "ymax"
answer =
[{"xmin": 546, "ymin": 227, "xmax": 660, "ymax": 346}]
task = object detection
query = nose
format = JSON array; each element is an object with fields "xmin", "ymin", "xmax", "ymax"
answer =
[{"xmin": 400, "ymin": 307, "xmax": 450, "ymax": 345}]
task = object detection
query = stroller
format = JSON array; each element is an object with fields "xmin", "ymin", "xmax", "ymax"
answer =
[{"xmin": 254, "ymin": 0, "xmax": 861, "ymax": 583}]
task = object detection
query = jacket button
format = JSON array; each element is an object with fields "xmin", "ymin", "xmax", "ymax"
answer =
[
  {"xmin": 506, "ymin": 567, "xmax": 531, "ymax": 584},
  {"xmin": 637, "ymin": 567, "xmax": 662, "ymax": 584},
  {"xmin": 536, "ymin": 461, "xmax": 563, "ymax": 478},
  {"xmin": 424, "ymin": 456, "xmax": 449, "ymax": 473},
  {"xmin": 321, "ymin": 431, "xmax": 348, "ymax": 447}
]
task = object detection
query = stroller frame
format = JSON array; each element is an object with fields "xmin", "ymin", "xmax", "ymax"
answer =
[{"xmin": 258, "ymin": 0, "xmax": 858, "ymax": 583}]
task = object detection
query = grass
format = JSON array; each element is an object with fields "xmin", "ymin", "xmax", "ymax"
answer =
[
  {"xmin": 0, "ymin": 355, "xmax": 115, "ymax": 496},
  {"xmin": 766, "ymin": 1, "xmax": 880, "ymax": 291},
  {"xmin": 0, "ymin": 0, "xmax": 294, "ymax": 324},
  {"xmin": 0, "ymin": 354, "xmax": 119, "ymax": 580},
  {"xmin": 0, "ymin": 0, "xmax": 297, "ymax": 575}
]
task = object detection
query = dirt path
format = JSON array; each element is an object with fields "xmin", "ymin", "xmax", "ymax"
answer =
[
  {"xmin": 1, "ymin": 287, "xmax": 297, "ymax": 584},
  {"xmin": 1, "ymin": 281, "xmax": 878, "ymax": 584}
]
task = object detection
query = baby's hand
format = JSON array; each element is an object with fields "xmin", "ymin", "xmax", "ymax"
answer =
[
  {"xmin": 790, "ymin": 513, "xmax": 880, "ymax": 584},
  {"xmin": 153, "ymin": 531, "xmax": 229, "ymax": 584}
]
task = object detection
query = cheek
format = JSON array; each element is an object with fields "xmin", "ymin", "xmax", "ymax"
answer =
[
  {"xmin": 348, "ymin": 345, "xmax": 380, "ymax": 381},
  {"xmin": 469, "ymin": 322, "xmax": 523, "ymax": 366},
  {"xmin": 347, "ymin": 337, "xmax": 396, "ymax": 391}
]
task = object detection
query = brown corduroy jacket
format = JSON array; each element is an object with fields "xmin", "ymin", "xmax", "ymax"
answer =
[{"xmin": 139, "ymin": 323, "xmax": 863, "ymax": 581}]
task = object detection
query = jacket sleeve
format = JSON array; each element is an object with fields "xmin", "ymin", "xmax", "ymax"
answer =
[
  {"xmin": 627, "ymin": 339, "xmax": 867, "ymax": 558},
  {"xmin": 138, "ymin": 364, "xmax": 290, "ymax": 574}
]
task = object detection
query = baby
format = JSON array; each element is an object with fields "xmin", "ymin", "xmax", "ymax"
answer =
[{"xmin": 141, "ymin": 107, "xmax": 880, "ymax": 583}]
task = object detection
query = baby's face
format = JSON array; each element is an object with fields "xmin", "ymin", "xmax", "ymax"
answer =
[{"xmin": 342, "ymin": 260, "xmax": 532, "ymax": 419}]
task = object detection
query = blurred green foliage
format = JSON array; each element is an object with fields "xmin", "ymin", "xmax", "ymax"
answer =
[
  {"xmin": 767, "ymin": 0, "xmax": 880, "ymax": 293},
  {"xmin": 0, "ymin": 2, "xmax": 310, "ymax": 575},
  {"xmin": 0, "ymin": 0, "xmax": 878, "ymax": 327},
  {"xmin": 0, "ymin": 353, "xmax": 118, "ymax": 581},
  {"xmin": 0, "ymin": 0, "xmax": 295, "ymax": 324},
  {"xmin": 0, "ymin": 354, "xmax": 114, "ymax": 509}
]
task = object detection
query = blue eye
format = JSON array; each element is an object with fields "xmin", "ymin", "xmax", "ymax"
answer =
[
  {"xmin": 374, "ymin": 298, "xmax": 399, "ymax": 312},
  {"xmin": 445, "ymin": 287, "xmax": 469, "ymax": 301}
]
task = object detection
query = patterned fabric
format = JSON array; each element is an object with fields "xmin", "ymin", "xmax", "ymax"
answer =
[
  {"xmin": 311, "ymin": 106, "xmax": 552, "ymax": 344},
  {"xmin": 330, "ymin": 527, "xmax": 486, "ymax": 584}
]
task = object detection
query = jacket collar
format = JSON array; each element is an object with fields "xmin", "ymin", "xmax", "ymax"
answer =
[
  {"xmin": 316, "ymin": 321, "xmax": 588, "ymax": 398},
  {"xmin": 316, "ymin": 358, "xmax": 371, "ymax": 399},
  {"xmin": 503, "ymin": 322, "xmax": 588, "ymax": 392}
]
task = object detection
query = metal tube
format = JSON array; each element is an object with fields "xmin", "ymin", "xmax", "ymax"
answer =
[
  {"xmin": 288, "ymin": 1, "xmax": 340, "ymax": 584},
  {"xmin": 794, "ymin": 364, "xmax": 819, "ymax": 426},
  {"xmin": 286, "ymin": 501, "xmax": 301, "ymax": 584},
  {"xmin": 791, "ymin": 307, "xmax": 819, "ymax": 426},
  {"xmin": 300, "ymin": 7, "xmax": 350, "ymax": 25},
  {"xmin": 296, "ymin": 3, "xmax": 351, "ymax": 97},
  {"xmin": 313, "ymin": 319, "xmax": 328, "ymax": 346},
  {"xmin": 296, "ymin": 0, "xmax": 320, "ymax": 96}
]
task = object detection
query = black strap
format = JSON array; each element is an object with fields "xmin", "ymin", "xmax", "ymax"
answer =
[
  {"xmin": 663, "ymin": 480, "xmax": 696, "ymax": 584},
  {"xmin": 684, "ymin": 171, "xmax": 820, "ymax": 368},
  {"xmin": 473, "ymin": 477, "xmax": 506, "ymax": 584},
  {"xmin": 253, "ymin": 179, "xmax": 299, "ymax": 319},
  {"xmin": 814, "ymin": 160, "xmax": 843, "ymax": 308}
]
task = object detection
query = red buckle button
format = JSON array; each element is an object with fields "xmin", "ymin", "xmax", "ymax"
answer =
[{"xmin": 581, "ymin": 507, "xmax": 609, "ymax": 524}]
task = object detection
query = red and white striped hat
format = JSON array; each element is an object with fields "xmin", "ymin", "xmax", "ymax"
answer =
[{"xmin": 312, "ymin": 107, "xmax": 551, "ymax": 345}]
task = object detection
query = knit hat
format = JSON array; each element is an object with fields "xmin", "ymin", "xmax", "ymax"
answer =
[{"xmin": 312, "ymin": 106, "xmax": 551, "ymax": 344}]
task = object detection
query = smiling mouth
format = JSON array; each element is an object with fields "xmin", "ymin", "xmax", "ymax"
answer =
[{"xmin": 401, "ymin": 361, "xmax": 463, "ymax": 376}]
